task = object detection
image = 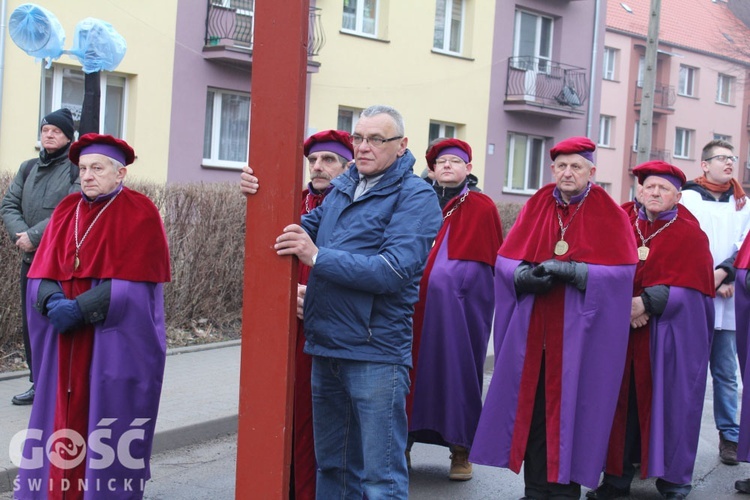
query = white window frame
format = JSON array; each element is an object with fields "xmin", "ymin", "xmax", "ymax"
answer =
[
  {"xmin": 512, "ymin": 9, "xmax": 553, "ymax": 73},
  {"xmin": 337, "ymin": 106, "xmax": 363, "ymax": 134},
  {"xmin": 342, "ymin": 0, "xmax": 379, "ymax": 37},
  {"xmin": 598, "ymin": 115, "xmax": 613, "ymax": 147},
  {"xmin": 673, "ymin": 128, "xmax": 692, "ymax": 159},
  {"xmin": 678, "ymin": 65, "xmax": 697, "ymax": 97},
  {"xmin": 636, "ymin": 56, "xmax": 644, "ymax": 87},
  {"xmin": 40, "ymin": 65, "xmax": 129, "ymax": 141},
  {"xmin": 203, "ymin": 88, "xmax": 251, "ymax": 169},
  {"xmin": 433, "ymin": 0, "xmax": 465, "ymax": 55},
  {"xmin": 602, "ymin": 47, "xmax": 617, "ymax": 80},
  {"xmin": 429, "ymin": 121, "xmax": 458, "ymax": 142},
  {"xmin": 717, "ymin": 73, "xmax": 734, "ymax": 105},
  {"xmin": 505, "ymin": 132, "xmax": 546, "ymax": 194}
]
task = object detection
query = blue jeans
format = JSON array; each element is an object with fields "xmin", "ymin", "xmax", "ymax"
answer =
[
  {"xmin": 311, "ymin": 356, "xmax": 410, "ymax": 499},
  {"xmin": 711, "ymin": 329, "xmax": 739, "ymax": 442}
]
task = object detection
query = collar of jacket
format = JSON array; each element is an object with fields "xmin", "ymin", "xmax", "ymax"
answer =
[{"xmin": 332, "ymin": 148, "xmax": 416, "ymax": 199}]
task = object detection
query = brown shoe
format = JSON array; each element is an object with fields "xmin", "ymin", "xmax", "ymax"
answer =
[
  {"xmin": 449, "ymin": 445, "xmax": 473, "ymax": 481},
  {"xmin": 720, "ymin": 433, "xmax": 739, "ymax": 465}
]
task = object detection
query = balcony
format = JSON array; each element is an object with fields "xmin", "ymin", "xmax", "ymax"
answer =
[
  {"xmin": 628, "ymin": 149, "xmax": 671, "ymax": 172},
  {"xmin": 203, "ymin": 2, "xmax": 325, "ymax": 69},
  {"xmin": 633, "ymin": 82, "xmax": 676, "ymax": 114},
  {"xmin": 503, "ymin": 57, "xmax": 588, "ymax": 119}
]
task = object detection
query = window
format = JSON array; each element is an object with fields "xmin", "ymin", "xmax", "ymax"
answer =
[
  {"xmin": 505, "ymin": 132, "xmax": 546, "ymax": 193},
  {"xmin": 40, "ymin": 65, "xmax": 128, "ymax": 139},
  {"xmin": 337, "ymin": 106, "xmax": 363, "ymax": 133},
  {"xmin": 596, "ymin": 182, "xmax": 611, "ymax": 194},
  {"xmin": 203, "ymin": 88, "xmax": 250, "ymax": 168},
  {"xmin": 428, "ymin": 121, "xmax": 457, "ymax": 143},
  {"xmin": 211, "ymin": 0, "xmax": 254, "ymax": 46},
  {"xmin": 513, "ymin": 10, "xmax": 553, "ymax": 72},
  {"xmin": 714, "ymin": 133, "xmax": 731, "ymax": 142},
  {"xmin": 342, "ymin": 0, "xmax": 378, "ymax": 37},
  {"xmin": 678, "ymin": 65, "xmax": 697, "ymax": 97},
  {"xmin": 632, "ymin": 123, "xmax": 639, "ymax": 152},
  {"xmin": 717, "ymin": 74, "xmax": 734, "ymax": 104},
  {"xmin": 674, "ymin": 128, "xmax": 692, "ymax": 159},
  {"xmin": 599, "ymin": 116, "xmax": 614, "ymax": 147},
  {"xmin": 636, "ymin": 56, "xmax": 644, "ymax": 87},
  {"xmin": 434, "ymin": 0, "xmax": 464, "ymax": 54},
  {"xmin": 602, "ymin": 47, "xmax": 617, "ymax": 80}
]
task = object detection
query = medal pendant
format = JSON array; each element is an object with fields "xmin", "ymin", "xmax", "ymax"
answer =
[
  {"xmin": 74, "ymin": 256, "xmax": 80, "ymax": 270},
  {"xmin": 554, "ymin": 240, "xmax": 569, "ymax": 256},
  {"xmin": 637, "ymin": 246, "xmax": 649, "ymax": 261}
]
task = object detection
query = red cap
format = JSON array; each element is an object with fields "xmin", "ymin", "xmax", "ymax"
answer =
[
  {"xmin": 425, "ymin": 138, "xmax": 472, "ymax": 171},
  {"xmin": 632, "ymin": 160, "xmax": 686, "ymax": 189},
  {"xmin": 549, "ymin": 136, "xmax": 596, "ymax": 162},
  {"xmin": 303, "ymin": 130, "xmax": 354, "ymax": 161},
  {"xmin": 69, "ymin": 133, "xmax": 136, "ymax": 166}
]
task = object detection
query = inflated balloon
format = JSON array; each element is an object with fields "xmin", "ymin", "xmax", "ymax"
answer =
[
  {"xmin": 8, "ymin": 3, "xmax": 65, "ymax": 65},
  {"xmin": 68, "ymin": 18, "xmax": 127, "ymax": 73}
]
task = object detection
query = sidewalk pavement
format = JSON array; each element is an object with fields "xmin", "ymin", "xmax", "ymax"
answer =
[{"xmin": 0, "ymin": 340, "xmax": 241, "ymax": 494}]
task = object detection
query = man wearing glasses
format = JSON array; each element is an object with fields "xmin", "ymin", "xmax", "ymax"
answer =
[
  {"xmin": 681, "ymin": 139, "xmax": 750, "ymax": 467},
  {"xmin": 275, "ymin": 105, "xmax": 442, "ymax": 499}
]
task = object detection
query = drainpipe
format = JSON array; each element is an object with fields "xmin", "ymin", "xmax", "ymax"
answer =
[{"xmin": 586, "ymin": 0, "xmax": 602, "ymax": 138}]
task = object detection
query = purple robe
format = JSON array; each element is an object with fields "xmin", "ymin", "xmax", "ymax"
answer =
[
  {"xmin": 16, "ymin": 278, "xmax": 166, "ymax": 500},
  {"xmin": 409, "ymin": 226, "xmax": 495, "ymax": 448},
  {"xmin": 639, "ymin": 287, "xmax": 712, "ymax": 484},
  {"xmin": 470, "ymin": 256, "xmax": 635, "ymax": 488},
  {"xmin": 737, "ymin": 269, "xmax": 750, "ymax": 461}
]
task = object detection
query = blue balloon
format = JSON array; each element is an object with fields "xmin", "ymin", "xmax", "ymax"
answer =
[
  {"xmin": 68, "ymin": 18, "xmax": 127, "ymax": 73},
  {"xmin": 8, "ymin": 3, "xmax": 65, "ymax": 64}
]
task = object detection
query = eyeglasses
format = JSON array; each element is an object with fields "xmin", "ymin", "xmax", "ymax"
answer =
[
  {"xmin": 350, "ymin": 135, "xmax": 403, "ymax": 147},
  {"xmin": 435, "ymin": 158, "xmax": 466, "ymax": 167},
  {"xmin": 703, "ymin": 154, "xmax": 738, "ymax": 163}
]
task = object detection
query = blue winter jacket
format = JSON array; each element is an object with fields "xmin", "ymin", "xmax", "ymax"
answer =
[{"xmin": 301, "ymin": 149, "xmax": 442, "ymax": 367}]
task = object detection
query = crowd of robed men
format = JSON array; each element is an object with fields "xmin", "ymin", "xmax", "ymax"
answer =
[
  {"xmin": 2, "ymin": 104, "xmax": 750, "ymax": 500},
  {"xmin": 241, "ymin": 105, "xmax": 750, "ymax": 500}
]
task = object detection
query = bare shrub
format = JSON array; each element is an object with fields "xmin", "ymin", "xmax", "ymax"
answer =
[
  {"xmin": 0, "ymin": 172, "xmax": 23, "ymax": 356},
  {"xmin": 496, "ymin": 201, "xmax": 524, "ymax": 237}
]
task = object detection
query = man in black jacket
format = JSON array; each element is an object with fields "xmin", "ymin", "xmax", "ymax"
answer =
[{"xmin": 0, "ymin": 108, "xmax": 80, "ymax": 405}]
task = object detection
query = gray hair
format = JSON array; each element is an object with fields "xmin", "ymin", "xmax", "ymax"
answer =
[{"xmin": 360, "ymin": 105, "xmax": 405, "ymax": 137}]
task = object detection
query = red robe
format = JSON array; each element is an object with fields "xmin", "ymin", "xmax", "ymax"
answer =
[
  {"xmin": 292, "ymin": 186, "xmax": 329, "ymax": 500},
  {"xmin": 605, "ymin": 204, "xmax": 714, "ymax": 480}
]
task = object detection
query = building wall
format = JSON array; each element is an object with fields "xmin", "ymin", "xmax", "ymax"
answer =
[
  {"xmin": 308, "ymin": 0, "xmax": 496, "ymax": 186},
  {"xmin": 0, "ymin": 0, "xmax": 178, "ymax": 183},
  {"xmin": 486, "ymin": 0, "xmax": 604, "ymax": 202}
]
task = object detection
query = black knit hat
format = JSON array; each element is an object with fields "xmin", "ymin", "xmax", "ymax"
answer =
[{"xmin": 41, "ymin": 108, "xmax": 75, "ymax": 141}]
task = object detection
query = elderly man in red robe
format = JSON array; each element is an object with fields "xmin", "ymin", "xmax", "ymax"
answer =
[
  {"xmin": 407, "ymin": 139, "xmax": 503, "ymax": 481},
  {"xmin": 239, "ymin": 129, "xmax": 353, "ymax": 500},
  {"xmin": 588, "ymin": 161, "xmax": 714, "ymax": 500},
  {"xmin": 471, "ymin": 137, "xmax": 638, "ymax": 499},
  {"xmin": 15, "ymin": 134, "xmax": 171, "ymax": 499}
]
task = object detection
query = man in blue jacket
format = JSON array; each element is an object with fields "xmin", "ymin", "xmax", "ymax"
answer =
[{"xmin": 275, "ymin": 104, "xmax": 442, "ymax": 499}]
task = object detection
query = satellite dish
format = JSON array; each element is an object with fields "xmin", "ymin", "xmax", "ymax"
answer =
[{"xmin": 8, "ymin": 3, "xmax": 65, "ymax": 61}]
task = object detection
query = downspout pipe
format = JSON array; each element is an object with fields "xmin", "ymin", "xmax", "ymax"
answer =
[{"xmin": 587, "ymin": 0, "xmax": 602, "ymax": 138}]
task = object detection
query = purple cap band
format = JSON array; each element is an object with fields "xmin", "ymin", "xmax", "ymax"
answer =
[
  {"xmin": 578, "ymin": 150, "xmax": 595, "ymax": 163},
  {"xmin": 308, "ymin": 141, "xmax": 354, "ymax": 162},
  {"xmin": 648, "ymin": 174, "xmax": 683, "ymax": 191},
  {"xmin": 79, "ymin": 143, "xmax": 127, "ymax": 166},
  {"xmin": 438, "ymin": 146, "xmax": 470, "ymax": 163}
]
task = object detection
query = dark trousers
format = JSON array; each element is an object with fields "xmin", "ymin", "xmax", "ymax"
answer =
[
  {"xmin": 20, "ymin": 260, "xmax": 33, "ymax": 383},
  {"xmin": 524, "ymin": 358, "xmax": 581, "ymax": 499}
]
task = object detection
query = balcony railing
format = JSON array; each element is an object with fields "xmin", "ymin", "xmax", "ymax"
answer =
[
  {"xmin": 628, "ymin": 148, "xmax": 671, "ymax": 172},
  {"xmin": 633, "ymin": 82, "xmax": 676, "ymax": 110},
  {"xmin": 205, "ymin": 2, "xmax": 325, "ymax": 57},
  {"xmin": 505, "ymin": 57, "xmax": 588, "ymax": 109}
]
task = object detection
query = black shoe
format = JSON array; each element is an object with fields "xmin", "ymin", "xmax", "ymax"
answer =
[
  {"xmin": 585, "ymin": 483, "xmax": 630, "ymax": 499},
  {"xmin": 663, "ymin": 494, "xmax": 686, "ymax": 500},
  {"xmin": 736, "ymin": 478, "xmax": 750, "ymax": 494},
  {"xmin": 12, "ymin": 385, "xmax": 35, "ymax": 405},
  {"xmin": 719, "ymin": 433, "xmax": 739, "ymax": 465}
]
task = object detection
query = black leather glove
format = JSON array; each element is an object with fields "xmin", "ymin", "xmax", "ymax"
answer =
[
  {"xmin": 641, "ymin": 285, "xmax": 670, "ymax": 316},
  {"xmin": 514, "ymin": 262, "xmax": 554, "ymax": 295},
  {"xmin": 533, "ymin": 259, "xmax": 588, "ymax": 291}
]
